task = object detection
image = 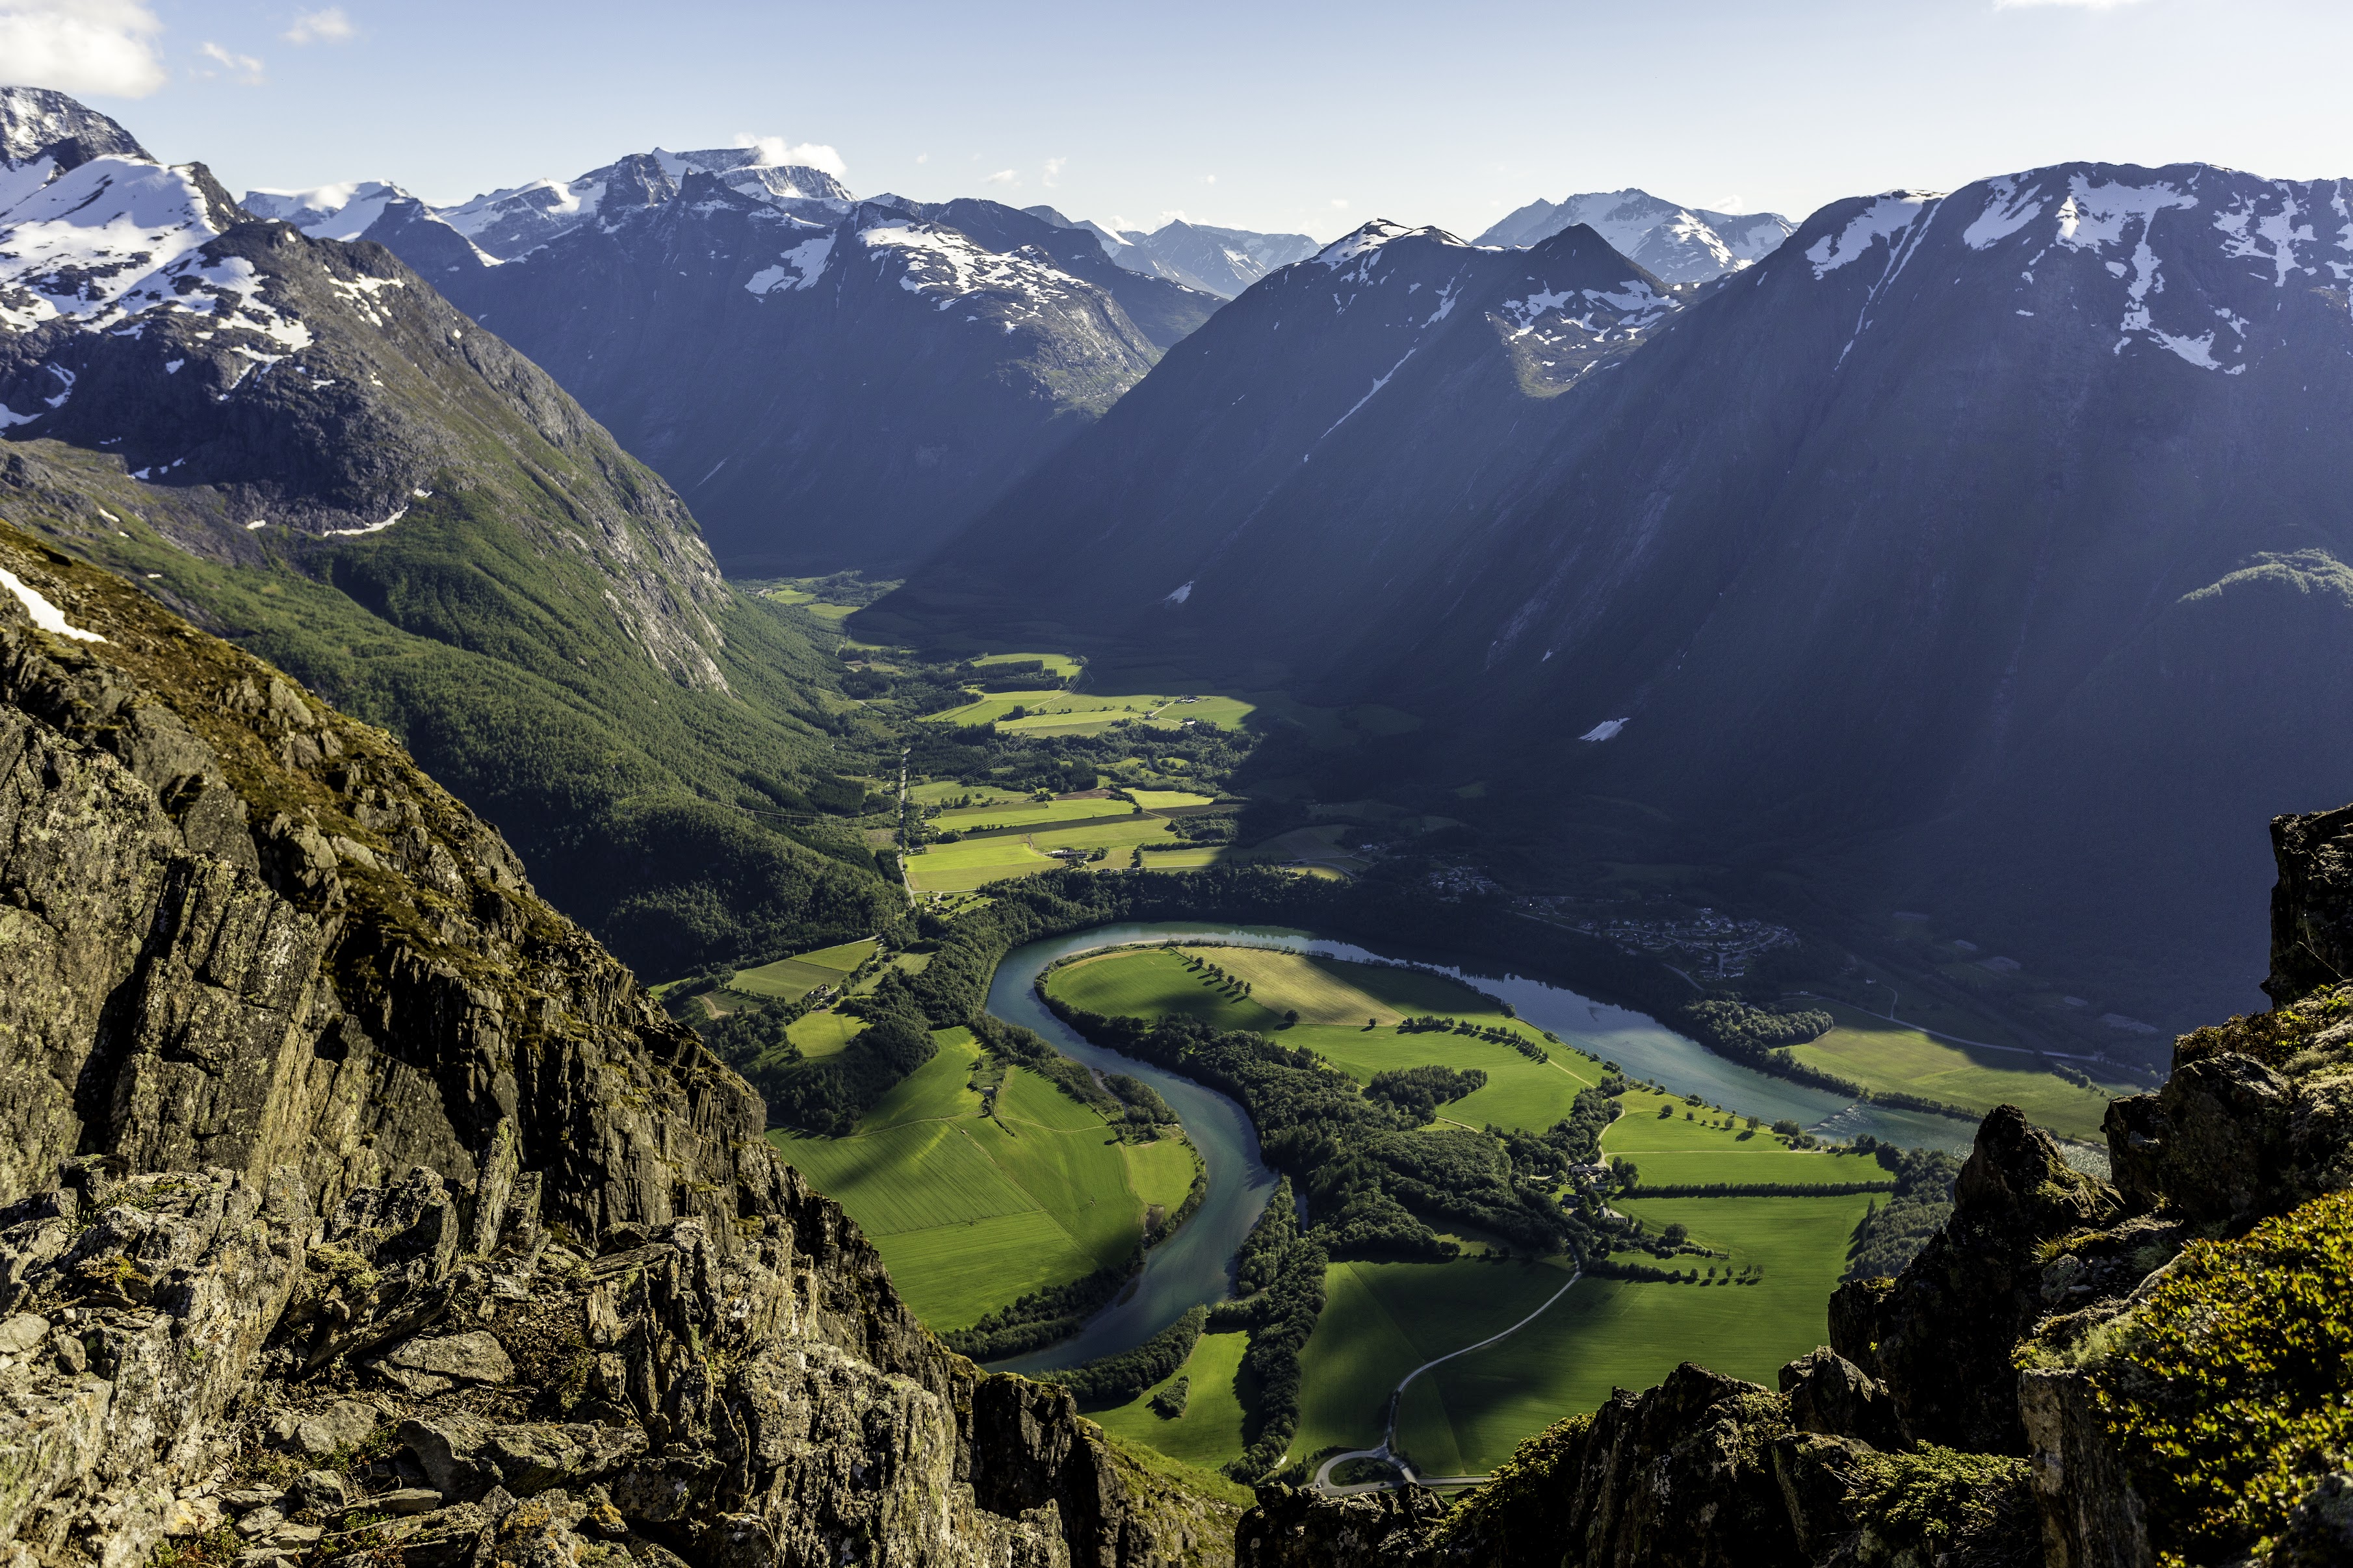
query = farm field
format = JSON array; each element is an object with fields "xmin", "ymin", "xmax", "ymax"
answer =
[
  {"xmin": 729, "ymin": 938, "xmax": 875, "ymax": 1001},
  {"xmin": 923, "ymin": 687, "xmax": 1262, "ymax": 738},
  {"xmin": 767, "ymin": 1035, "xmax": 1193, "ymax": 1330},
  {"xmin": 1092, "ymin": 1330, "xmax": 1253, "ymax": 1472},
  {"xmin": 1390, "ymin": 1190, "xmax": 1870, "ymax": 1474},
  {"xmin": 903, "ymin": 812, "xmax": 1196, "ymax": 894},
  {"xmin": 785, "ymin": 1009, "xmax": 864, "ymax": 1060},
  {"xmin": 1043, "ymin": 945, "xmax": 1611, "ymax": 1133},
  {"xmin": 935, "ymin": 797, "xmax": 1136, "ymax": 832},
  {"xmin": 1787, "ymin": 1000, "xmax": 2134, "ymax": 1142},
  {"xmin": 1053, "ymin": 943, "xmax": 1884, "ymax": 1482},
  {"xmin": 1600, "ymin": 1086, "xmax": 1889, "ymax": 1187}
]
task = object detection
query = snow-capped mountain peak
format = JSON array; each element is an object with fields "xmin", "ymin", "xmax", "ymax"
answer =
[
  {"xmin": 1476, "ymin": 188, "xmax": 1795, "ymax": 283},
  {"xmin": 243, "ymin": 180, "xmax": 416, "ymax": 241},
  {"xmin": 0, "ymin": 85, "xmax": 150, "ymax": 172}
]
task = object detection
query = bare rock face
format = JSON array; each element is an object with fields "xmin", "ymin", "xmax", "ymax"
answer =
[
  {"xmin": 1830, "ymin": 1107, "xmax": 2119, "ymax": 1456},
  {"xmin": 0, "ymin": 528, "xmax": 1234, "ymax": 1567}
]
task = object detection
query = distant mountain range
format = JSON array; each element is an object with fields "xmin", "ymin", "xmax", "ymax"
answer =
[
  {"xmin": 882, "ymin": 166, "xmax": 2353, "ymax": 1030},
  {"xmin": 0, "ymin": 88, "xmax": 896, "ymax": 973},
  {"xmin": 245, "ymin": 159, "xmax": 1227, "ymax": 573},
  {"xmin": 1024, "ymin": 207, "xmax": 1321, "ymax": 298},
  {"xmin": 1476, "ymin": 189, "xmax": 1794, "ymax": 282}
]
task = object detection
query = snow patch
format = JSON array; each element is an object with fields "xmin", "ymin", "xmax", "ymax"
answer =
[
  {"xmin": 1, "ymin": 569, "xmax": 103, "ymax": 641},
  {"xmin": 1164, "ymin": 582, "xmax": 1193, "ymax": 605},
  {"xmin": 1963, "ymin": 177, "xmax": 2044, "ymax": 250},
  {"xmin": 1578, "ymin": 719, "xmax": 1628, "ymax": 743},
  {"xmin": 1806, "ymin": 193, "xmax": 1943, "ymax": 277},
  {"xmin": 325, "ymin": 506, "xmax": 408, "ymax": 537}
]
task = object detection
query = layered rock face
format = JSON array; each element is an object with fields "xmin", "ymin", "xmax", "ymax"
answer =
[
  {"xmin": 0, "ymin": 526, "xmax": 1235, "ymax": 1567},
  {"xmin": 1235, "ymin": 801, "xmax": 2353, "ymax": 1568}
]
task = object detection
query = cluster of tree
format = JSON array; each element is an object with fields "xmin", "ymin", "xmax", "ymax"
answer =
[
  {"xmin": 1208, "ymin": 1233, "xmax": 1329, "ymax": 1480},
  {"xmin": 1169, "ymin": 813, "xmax": 1239, "ymax": 843},
  {"xmin": 1364, "ymin": 1064, "xmax": 1488, "ymax": 1124},
  {"xmin": 695, "ymin": 997, "xmax": 805, "ymax": 1107},
  {"xmin": 1106, "ymin": 1073, "xmax": 1176, "ymax": 1126},
  {"xmin": 1042, "ymin": 1306, "xmax": 1207, "ymax": 1408},
  {"xmin": 941, "ymin": 1244, "xmax": 1147, "ymax": 1360},
  {"xmin": 1233, "ymin": 1177, "xmax": 1301, "ymax": 1296},
  {"xmin": 1624, "ymin": 1180, "xmax": 1897, "ymax": 1198},
  {"xmin": 1398, "ymin": 1015, "xmax": 1549, "ymax": 1063},
  {"xmin": 761, "ymin": 997, "xmax": 937, "ymax": 1135},
  {"xmin": 1843, "ymin": 1140, "xmax": 1965, "ymax": 1281},
  {"xmin": 1492, "ymin": 1084, "xmax": 1624, "ymax": 1179},
  {"xmin": 1180, "ymin": 954, "xmax": 1254, "ymax": 996},
  {"xmin": 1678, "ymin": 998, "xmax": 1835, "ymax": 1053},
  {"xmin": 1149, "ymin": 1376, "xmax": 1189, "ymax": 1419},
  {"xmin": 1587, "ymin": 1257, "xmax": 1763, "ymax": 1285}
]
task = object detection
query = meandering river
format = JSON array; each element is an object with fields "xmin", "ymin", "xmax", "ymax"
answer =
[{"xmin": 983, "ymin": 921, "xmax": 1983, "ymax": 1374}]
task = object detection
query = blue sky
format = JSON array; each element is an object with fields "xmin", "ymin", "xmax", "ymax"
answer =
[{"xmin": 8, "ymin": 0, "xmax": 2351, "ymax": 240}]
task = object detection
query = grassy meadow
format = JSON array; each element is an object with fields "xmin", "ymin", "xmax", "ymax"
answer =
[
  {"xmin": 1043, "ymin": 945, "xmax": 1611, "ymax": 1134},
  {"xmin": 728, "ymin": 937, "xmax": 876, "ymax": 1001},
  {"xmin": 768, "ymin": 1031, "xmax": 1197, "ymax": 1330},
  {"xmin": 1788, "ymin": 999, "xmax": 2135, "ymax": 1142},
  {"xmin": 1039, "ymin": 944, "xmax": 1896, "ymax": 1480}
]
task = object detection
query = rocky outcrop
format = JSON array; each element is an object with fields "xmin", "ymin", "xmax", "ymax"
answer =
[
  {"xmin": 1830, "ymin": 1107, "xmax": 2119, "ymax": 1456},
  {"xmin": 0, "ymin": 528, "xmax": 1235, "ymax": 1567}
]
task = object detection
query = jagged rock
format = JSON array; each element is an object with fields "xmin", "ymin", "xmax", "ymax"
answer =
[
  {"xmin": 369, "ymin": 1329, "xmax": 515, "ymax": 1394},
  {"xmin": 365, "ymin": 1487, "xmax": 444, "ymax": 1516},
  {"xmin": 283, "ymin": 1471, "xmax": 348, "ymax": 1519},
  {"xmin": 1235, "ymin": 1487, "xmax": 1442, "ymax": 1567},
  {"xmin": 1778, "ymin": 1348, "xmax": 1903, "ymax": 1452},
  {"xmin": 0, "ymin": 534, "xmax": 1238, "ymax": 1567},
  {"xmin": 265, "ymin": 1398, "xmax": 380, "ymax": 1458},
  {"xmin": 2017, "ymin": 1368, "xmax": 2153, "ymax": 1568},
  {"xmin": 159, "ymin": 1496, "xmax": 224, "ymax": 1537},
  {"xmin": 1831, "ymin": 1106, "xmax": 2118, "ymax": 1454},
  {"xmin": 0, "ymin": 1311, "xmax": 48, "ymax": 1354}
]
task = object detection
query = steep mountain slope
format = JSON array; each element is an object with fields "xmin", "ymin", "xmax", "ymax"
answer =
[
  {"xmin": 1026, "ymin": 207, "xmax": 1320, "ymax": 298},
  {"xmin": 1476, "ymin": 188, "xmax": 1794, "ymax": 281},
  {"xmin": 0, "ymin": 90, "xmax": 896, "ymax": 976},
  {"xmin": 889, "ymin": 162, "xmax": 2353, "ymax": 1029},
  {"xmin": 879, "ymin": 217, "xmax": 1679, "ymax": 654},
  {"xmin": 391, "ymin": 183, "xmax": 1169, "ymax": 575},
  {"xmin": 254, "ymin": 163, "xmax": 1213, "ymax": 574},
  {"xmin": 0, "ymin": 521, "xmax": 1234, "ymax": 1568}
]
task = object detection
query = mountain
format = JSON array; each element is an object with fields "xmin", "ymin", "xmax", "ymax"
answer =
[
  {"xmin": 0, "ymin": 519, "xmax": 1232, "ymax": 1568},
  {"xmin": 1, "ymin": 88, "xmax": 898, "ymax": 976},
  {"xmin": 878, "ymin": 216, "xmax": 1680, "ymax": 647},
  {"xmin": 1027, "ymin": 205, "xmax": 1321, "ymax": 298},
  {"xmin": 1475, "ymin": 188, "xmax": 1794, "ymax": 282},
  {"xmin": 885, "ymin": 163, "xmax": 2353, "ymax": 1031},
  {"xmin": 254, "ymin": 162, "xmax": 1217, "ymax": 575}
]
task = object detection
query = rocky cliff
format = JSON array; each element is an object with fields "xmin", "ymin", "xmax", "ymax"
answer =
[
  {"xmin": 0, "ymin": 522, "xmax": 1236, "ymax": 1567},
  {"xmin": 1234, "ymin": 804, "xmax": 2353, "ymax": 1567}
]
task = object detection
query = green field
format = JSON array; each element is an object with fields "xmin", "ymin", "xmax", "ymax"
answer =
[
  {"xmin": 923, "ymin": 687, "xmax": 1262, "ymax": 738},
  {"xmin": 729, "ymin": 938, "xmax": 876, "ymax": 1000},
  {"xmin": 1600, "ymin": 1085, "xmax": 1885, "ymax": 1187},
  {"xmin": 1129, "ymin": 790, "xmax": 1220, "ymax": 812},
  {"xmin": 785, "ymin": 1009, "xmax": 865, "ymax": 1059},
  {"xmin": 1044, "ymin": 946, "xmax": 1608, "ymax": 1133},
  {"xmin": 903, "ymin": 812, "xmax": 1193, "ymax": 894},
  {"xmin": 935, "ymin": 797, "xmax": 1138, "ymax": 831},
  {"xmin": 1389, "ymin": 1190, "xmax": 1870, "ymax": 1474},
  {"xmin": 768, "ymin": 1034, "xmax": 1191, "ymax": 1330},
  {"xmin": 1091, "ymin": 1328, "xmax": 1253, "ymax": 1471},
  {"xmin": 1788, "ymin": 1001, "xmax": 2133, "ymax": 1142},
  {"xmin": 1034, "ymin": 944, "xmax": 1888, "ymax": 1482}
]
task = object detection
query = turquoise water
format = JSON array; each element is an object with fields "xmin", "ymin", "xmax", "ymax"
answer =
[{"xmin": 983, "ymin": 921, "xmax": 1981, "ymax": 1372}]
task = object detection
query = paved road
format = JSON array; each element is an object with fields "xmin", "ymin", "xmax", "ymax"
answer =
[{"xmin": 1310, "ymin": 1269, "xmax": 1583, "ymax": 1495}]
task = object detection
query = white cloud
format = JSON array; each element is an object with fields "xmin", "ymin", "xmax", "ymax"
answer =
[
  {"xmin": 1203, "ymin": 174, "xmax": 1216, "ymax": 185},
  {"xmin": 915, "ymin": 152, "xmax": 928, "ymax": 164},
  {"xmin": 282, "ymin": 6, "xmax": 353, "ymax": 43},
  {"xmin": 196, "ymin": 40, "xmax": 265, "ymax": 85},
  {"xmin": 0, "ymin": 0, "xmax": 166, "ymax": 97},
  {"xmin": 983, "ymin": 168, "xmax": 1017, "ymax": 186},
  {"xmin": 1330, "ymin": 198, "xmax": 1350, "ymax": 209},
  {"xmin": 1993, "ymin": 0, "xmax": 2148, "ymax": 8},
  {"xmin": 1043, "ymin": 156, "xmax": 1065, "ymax": 187},
  {"xmin": 729, "ymin": 133, "xmax": 847, "ymax": 177},
  {"xmin": 1713, "ymin": 194, "xmax": 1747, "ymax": 213}
]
